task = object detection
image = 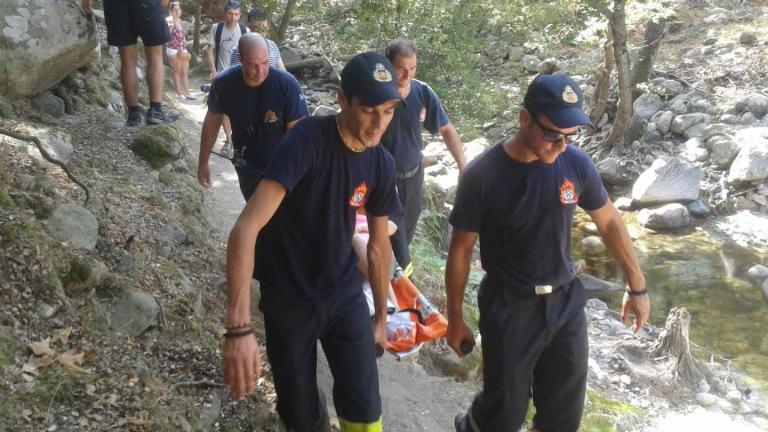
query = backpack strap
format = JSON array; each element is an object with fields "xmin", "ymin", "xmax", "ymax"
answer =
[{"xmin": 214, "ymin": 22, "xmax": 223, "ymax": 70}]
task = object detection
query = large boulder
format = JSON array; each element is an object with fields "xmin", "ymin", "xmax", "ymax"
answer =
[
  {"xmin": 735, "ymin": 94, "xmax": 768, "ymax": 118},
  {"xmin": 728, "ymin": 128, "xmax": 768, "ymax": 183},
  {"xmin": 0, "ymin": 1, "xmax": 97, "ymax": 96},
  {"xmin": 45, "ymin": 203, "xmax": 98, "ymax": 250},
  {"xmin": 633, "ymin": 93, "xmax": 664, "ymax": 120},
  {"xmin": 131, "ymin": 124, "xmax": 183, "ymax": 169},
  {"xmin": 632, "ymin": 158, "xmax": 702, "ymax": 205},
  {"xmin": 110, "ymin": 291, "xmax": 159, "ymax": 336},
  {"xmin": 670, "ymin": 113, "xmax": 711, "ymax": 135},
  {"xmin": 638, "ymin": 203, "xmax": 691, "ymax": 230}
]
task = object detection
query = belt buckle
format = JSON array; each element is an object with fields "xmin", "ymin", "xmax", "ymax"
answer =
[{"xmin": 535, "ymin": 285, "xmax": 553, "ymax": 295}]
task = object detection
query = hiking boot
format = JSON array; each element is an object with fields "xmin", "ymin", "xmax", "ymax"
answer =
[
  {"xmin": 126, "ymin": 107, "xmax": 143, "ymax": 127},
  {"xmin": 146, "ymin": 106, "xmax": 174, "ymax": 125}
]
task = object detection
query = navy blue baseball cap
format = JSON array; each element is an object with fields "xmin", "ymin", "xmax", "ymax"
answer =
[
  {"xmin": 341, "ymin": 52, "xmax": 401, "ymax": 107},
  {"xmin": 524, "ymin": 74, "xmax": 591, "ymax": 128}
]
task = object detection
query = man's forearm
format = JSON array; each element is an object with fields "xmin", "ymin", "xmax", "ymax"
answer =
[
  {"xmin": 441, "ymin": 124, "xmax": 467, "ymax": 171},
  {"xmin": 445, "ymin": 243, "xmax": 472, "ymax": 321},
  {"xmin": 226, "ymin": 226, "xmax": 256, "ymax": 326},
  {"xmin": 367, "ymin": 237, "xmax": 392, "ymax": 322},
  {"xmin": 199, "ymin": 115, "xmax": 223, "ymax": 163}
]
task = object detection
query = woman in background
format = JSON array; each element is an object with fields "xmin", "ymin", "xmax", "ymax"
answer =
[{"xmin": 167, "ymin": 1, "xmax": 195, "ymax": 100}]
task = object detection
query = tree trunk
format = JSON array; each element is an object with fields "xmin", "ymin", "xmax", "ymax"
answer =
[
  {"xmin": 602, "ymin": 0, "xmax": 632, "ymax": 149},
  {"xmin": 653, "ymin": 307, "xmax": 705, "ymax": 384},
  {"xmin": 192, "ymin": 1, "xmax": 202, "ymax": 55},
  {"xmin": 630, "ymin": 18, "xmax": 665, "ymax": 100},
  {"xmin": 589, "ymin": 26, "xmax": 614, "ymax": 130},
  {"xmin": 276, "ymin": 0, "xmax": 298, "ymax": 45}
]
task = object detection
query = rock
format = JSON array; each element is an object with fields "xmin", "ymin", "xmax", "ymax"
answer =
[
  {"xmin": 747, "ymin": 264, "xmax": 768, "ymax": 282},
  {"xmin": 110, "ymin": 291, "xmax": 159, "ymax": 336},
  {"xmin": 131, "ymin": 124, "xmax": 182, "ymax": 169},
  {"xmin": 581, "ymin": 236, "xmax": 606, "ymax": 255},
  {"xmin": 683, "ymin": 122, "xmax": 708, "ymax": 140},
  {"xmin": 280, "ymin": 47, "xmax": 302, "ymax": 66},
  {"xmin": 312, "ymin": 105, "xmax": 337, "ymax": 116},
  {"xmin": 725, "ymin": 390, "xmax": 743, "ymax": 403},
  {"xmin": 653, "ymin": 110, "xmax": 673, "ymax": 134},
  {"xmin": 735, "ymin": 94, "xmax": 768, "ymax": 118},
  {"xmin": 0, "ymin": 1, "xmax": 97, "ymax": 96},
  {"xmin": 578, "ymin": 274, "xmax": 623, "ymax": 293},
  {"xmin": 702, "ymin": 123, "xmax": 732, "ymax": 141},
  {"xmin": 703, "ymin": 12, "xmax": 729, "ymax": 25},
  {"xmin": 164, "ymin": 222, "xmax": 188, "ymax": 243},
  {"xmin": 45, "ymin": 204, "xmax": 99, "ymax": 250},
  {"xmin": 679, "ymin": 137, "xmax": 709, "ymax": 162},
  {"xmin": 727, "ymin": 129, "xmax": 768, "ymax": 183},
  {"xmin": 585, "ymin": 298, "xmax": 608, "ymax": 310},
  {"xmin": 596, "ymin": 157, "xmax": 622, "ymax": 185},
  {"xmin": 709, "ymin": 137, "xmax": 740, "ymax": 168},
  {"xmin": 670, "ymin": 113, "xmax": 711, "ymax": 135},
  {"xmin": 614, "ymin": 197, "xmax": 633, "ymax": 210},
  {"xmin": 24, "ymin": 127, "xmax": 76, "ymax": 166},
  {"xmin": 633, "ymin": 93, "xmax": 664, "ymax": 120},
  {"xmin": 638, "ymin": 203, "xmax": 691, "ymax": 230},
  {"xmin": 37, "ymin": 302, "xmax": 58, "ymax": 319},
  {"xmin": 720, "ymin": 113, "xmax": 741, "ymax": 125},
  {"xmin": 642, "ymin": 123, "xmax": 664, "ymax": 144},
  {"xmin": 463, "ymin": 137, "xmax": 490, "ymax": 163},
  {"xmin": 424, "ymin": 174, "xmax": 458, "ymax": 206},
  {"xmin": 695, "ymin": 392, "xmax": 718, "ymax": 407},
  {"xmin": 632, "ymin": 158, "xmax": 702, "ymax": 205},
  {"xmin": 619, "ymin": 375, "xmax": 631, "ymax": 386},
  {"xmin": 33, "ymin": 92, "xmax": 65, "ymax": 117},
  {"xmin": 687, "ymin": 200, "xmax": 711, "ymax": 218},
  {"xmin": 172, "ymin": 159, "xmax": 189, "ymax": 173},
  {"xmin": 739, "ymin": 32, "xmax": 757, "ymax": 45},
  {"xmin": 522, "ymin": 55, "xmax": 540, "ymax": 73},
  {"xmin": 657, "ymin": 80, "xmax": 684, "ymax": 99},
  {"xmin": 741, "ymin": 112, "xmax": 759, "ymax": 125},
  {"xmin": 537, "ymin": 58, "xmax": 559, "ymax": 74}
]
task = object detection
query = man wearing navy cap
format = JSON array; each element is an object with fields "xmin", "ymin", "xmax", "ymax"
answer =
[
  {"xmin": 221, "ymin": 52, "xmax": 402, "ymax": 431},
  {"xmin": 446, "ymin": 74, "xmax": 650, "ymax": 432}
]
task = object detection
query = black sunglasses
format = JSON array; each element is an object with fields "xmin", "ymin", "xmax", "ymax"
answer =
[{"xmin": 530, "ymin": 115, "xmax": 582, "ymax": 143}]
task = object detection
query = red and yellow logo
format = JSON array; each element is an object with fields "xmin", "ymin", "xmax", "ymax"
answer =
[
  {"xmin": 264, "ymin": 110, "xmax": 278, "ymax": 123},
  {"xmin": 349, "ymin": 182, "xmax": 368, "ymax": 207},
  {"xmin": 560, "ymin": 177, "xmax": 578, "ymax": 204},
  {"xmin": 419, "ymin": 108, "xmax": 427, "ymax": 123}
]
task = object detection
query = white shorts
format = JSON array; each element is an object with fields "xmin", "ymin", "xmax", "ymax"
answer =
[{"xmin": 167, "ymin": 48, "xmax": 187, "ymax": 57}]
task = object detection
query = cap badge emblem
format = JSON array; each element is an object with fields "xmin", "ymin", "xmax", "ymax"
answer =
[
  {"xmin": 562, "ymin": 85, "xmax": 579, "ymax": 104},
  {"xmin": 373, "ymin": 63, "xmax": 392, "ymax": 83}
]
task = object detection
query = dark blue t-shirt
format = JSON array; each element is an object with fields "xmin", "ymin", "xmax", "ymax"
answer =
[
  {"xmin": 208, "ymin": 65, "xmax": 309, "ymax": 173},
  {"xmin": 256, "ymin": 116, "xmax": 401, "ymax": 304},
  {"xmin": 380, "ymin": 79, "xmax": 450, "ymax": 174},
  {"xmin": 449, "ymin": 143, "xmax": 608, "ymax": 289}
]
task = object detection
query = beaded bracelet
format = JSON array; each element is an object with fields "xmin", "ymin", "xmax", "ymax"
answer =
[
  {"xmin": 225, "ymin": 322, "xmax": 251, "ymax": 331},
  {"xmin": 223, "ymin": 328, "xmax": 254, "ymax": 338}
]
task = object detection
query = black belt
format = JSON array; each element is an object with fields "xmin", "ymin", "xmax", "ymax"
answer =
[
  {"xmin": 482, "ymin": 276, "xmax": 573, "ymax": 298},
  {"xmin": 396, "ymin": 164, "xmax": 420, "ymax": 180}
]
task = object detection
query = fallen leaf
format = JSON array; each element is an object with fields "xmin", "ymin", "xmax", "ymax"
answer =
[
  {"xmin": 57, "ymin": 350, "xmax": 91, "ymax": 374},
  {"xmin": 22, "ymin": 358, "xmax": 40, "ymax": 376},
  {"xmin": 28, "ymin": 338, "xmax": 55, "ymax": 356},
  {"xmin": 104, "ymin": 393, "xmax": 119, "ymax": 407},
  {"xmin": 53, "ymin": 327, "xmax": 73, "ymax": 345}
]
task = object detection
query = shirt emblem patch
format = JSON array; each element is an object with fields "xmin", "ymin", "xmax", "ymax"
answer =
[
  {"xmin": 373, "ymin": 63, "xmax": 393, "ymax": 82},
  {"xmin": 349, "ymin": 182, "xmax": 368, "ymax": 208},
  {"xmin": 419, "ymin": 107, "xmax": 426, "ymax": 123},
  {"xmin": 264, "ymin": 110, "xmax": 278, "ymax": 123},
  {"xmin": 562, "ymin": 85, "xmax": 579, "ymax": 104},
  {"xmin": 560, "ymin": 177, "xmax": 578, "ymax": 204}
]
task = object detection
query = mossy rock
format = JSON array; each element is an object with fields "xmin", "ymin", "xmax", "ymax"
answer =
[
  {"xmin": 0, "ymin": 96, "xmax": 15, "ymax": 119},
  {"xmin": 131, "ymin": 125, "xmax": 183, "ymax": 169},
  {"xmin": 177, "ymin": 175, "xmax": 204, "ymax": 215},
  {"xmin": 0, "ymin": 188, "xmax": 14, "ymax": 208}
]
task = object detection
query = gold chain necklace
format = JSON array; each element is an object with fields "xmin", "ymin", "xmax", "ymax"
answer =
[{"xmin": 336, "ymin": 115, "xmax": 365, "ymax": 153}]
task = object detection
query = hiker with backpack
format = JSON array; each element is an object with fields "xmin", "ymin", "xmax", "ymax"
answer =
[{"xmin": 207, "ymin": 0, "xmax": 248, "ymax": 154}]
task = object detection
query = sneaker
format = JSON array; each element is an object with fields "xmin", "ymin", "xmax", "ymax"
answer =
[
  {"xmin": 184, "ymin": 94, "xmax": 197, "ymax": 101},
  {"xmin": 126, "ymin": 107, "xmax": 143, "ymax": 127},
  {"xmin": 454, "ymin": 413, "xmax": 467, "ymax": 432},
  {"xmin": 221, "ymin": 140, "xmax": 233, "ymax": 155},
  {"xmin": 146, "ymin": 106, "xmax": 175, "ymax": 125}
]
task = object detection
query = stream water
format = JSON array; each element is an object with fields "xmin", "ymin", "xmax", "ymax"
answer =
[{"xmin": 572, "ymin": 210, "xmax": 768, "ymax": 389}]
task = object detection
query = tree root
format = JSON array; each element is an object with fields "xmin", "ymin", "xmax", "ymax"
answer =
[
  {"xmin": 0, "ymin": 122, "xmax": 90, "ymax": 205},
  {"xmin": 653, "ymin": 307, "xmax": 707, "ymax": 384}
]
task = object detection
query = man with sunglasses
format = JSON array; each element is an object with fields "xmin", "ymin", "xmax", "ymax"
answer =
[{"xmin": 446, "ymin": 74, "xmax": 650, "ymax": 432}]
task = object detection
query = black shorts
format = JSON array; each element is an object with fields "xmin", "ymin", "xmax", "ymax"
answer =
[{"xmin": 103, "ymin": 0, "xmax": 170, "ymax": 47}]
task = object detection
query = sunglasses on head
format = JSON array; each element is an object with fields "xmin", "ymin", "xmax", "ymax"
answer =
[{"xmin": 530, "ymin": 114, "xmax": 582, "ymax": 144}]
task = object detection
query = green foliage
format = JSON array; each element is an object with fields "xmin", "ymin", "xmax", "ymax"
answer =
[
  {"xmin": 66, "ymin": 257, "xmax": 92, "ymax": 285},
  {"xmin": 131, "ymin": 124, "xmax": 181, "ymax": 169},
  {"xmin": 0, "ymin": 188, "xmax": 14, "ymax": 208},
  {"xmin": 0, "ymin": 96, "xmax": 15, "ymax": 119}
]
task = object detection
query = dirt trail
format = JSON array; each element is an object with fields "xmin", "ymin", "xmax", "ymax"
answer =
[{"xmin": 176, "ymin": 78, "xmax": 476, "ymax": 431}]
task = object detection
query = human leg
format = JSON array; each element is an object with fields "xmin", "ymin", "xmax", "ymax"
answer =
[
  {"xmin": 144, "ymin": 45, "xmax": 165, "ymax": 104},
  {"xmin": 169, "ymin": 54, "xmax": 182, "ymax": 96},
  {"xmin": 261, "ymin": 294, "xmax": 328, "ymax": 430},
  {"xmin": 402, "ymin": 165, "xmax": 424, "ymax": 245},
  {"xmin": 320, "ymin": 292, "xmax": 382, "ymax": 430},
  {"xmin": 460, "ymin": 284, "xmax": 548, "ymax": 431},
  {"xmin": 117, "ymin": 45, "xmax": 140, "ymax": 108},
  {"xmin": 531, "ymin": 281, "xmax": 588, "ymax": 432},
  {"xmin": 180, "ymin": 54, "xmax": 192, "ymax": 96}
]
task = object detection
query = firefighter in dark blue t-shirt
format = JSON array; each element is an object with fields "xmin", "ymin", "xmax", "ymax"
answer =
[
  {"xmin": 446, "ymin": 75, "xmax": 651, "ymax": 432},
  {"xmin": 220, "ymin": 52, "xmax": 402, "ymax": 432},
  {"xmin": 381, "ymin": 39, "xmax": 468, "ymax": 277},
  {"xmin": 197, "ymin": 33, "xmax": 308, "ymax": 200}
]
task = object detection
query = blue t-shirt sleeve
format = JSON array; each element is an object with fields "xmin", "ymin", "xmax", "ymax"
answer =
[
  {"xmin": 263, "ymin": 123, "xmax": 316, "ymax": 193},
  {"xmin": 577, "ymin": 153, "xmax": 609, "ymax": 211},
  {"xmin": 365, "ymin": 150, "xmax": 401, "ymax": 217},
  {"xmin": 422, "ymin": 83, "xmax": 450, "ymax": 135},
  {"xmin": 283, "ymin": 75, "xmax": 310, "ymax": 122},
  {"xmin": 449, "ymin": 168, "xmax": 483, "ymax": 232}
]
